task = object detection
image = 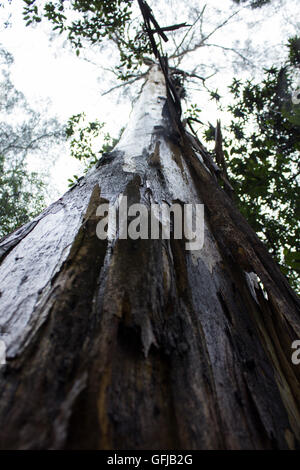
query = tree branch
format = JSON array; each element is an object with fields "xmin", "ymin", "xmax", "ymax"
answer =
[
  {"xmin": 101, "ymin": 73, "xmax": 147, "ymax": 96},
  {"xmin": 170, "ymin": 10, "xmax": 240, "ymax": 61}
]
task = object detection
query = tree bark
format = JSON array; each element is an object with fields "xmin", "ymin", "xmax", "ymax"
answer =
[{"xmin": 0, "ymin": 65, "xmax": 299, "ymax": 450}]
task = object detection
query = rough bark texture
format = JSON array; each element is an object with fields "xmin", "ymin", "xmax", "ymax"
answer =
[{"xmin": 0, "ymin": 66, "xmax": 299, "ymax": 450}]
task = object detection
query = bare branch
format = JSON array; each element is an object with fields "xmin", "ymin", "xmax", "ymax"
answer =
[
  {"xmin": 204, "ymin": 43, "xmax": 257, "ymax": 68},
  {"xmin": 170, "ymin": 7, "xmax": 206, "ymax": 60},
  {"xmin": 170, "ymin": 10, "xmax": 240, "ymax": 61},
  {"xmin": 101, "ymin": 73, "xmax": 147, "ymax": 96}
]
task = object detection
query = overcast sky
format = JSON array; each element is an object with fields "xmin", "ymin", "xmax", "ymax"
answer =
[{"xmin": 0, "ymin": 0, "xmax": 299, "ymax": 201}]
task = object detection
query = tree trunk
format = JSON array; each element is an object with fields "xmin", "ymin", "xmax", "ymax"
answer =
[{"xmin": 0, "ymin": 65, "xmax": 299, "ymax": 450}]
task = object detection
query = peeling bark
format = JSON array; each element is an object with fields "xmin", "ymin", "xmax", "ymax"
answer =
[{"xmin": 0, "ymin": 66, "xmax": 299, "ymax": 450}]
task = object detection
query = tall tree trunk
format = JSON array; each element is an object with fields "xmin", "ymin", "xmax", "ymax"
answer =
[{"xmin": 0, "ymin": 65, "xmax": 299, "ymax": 450}]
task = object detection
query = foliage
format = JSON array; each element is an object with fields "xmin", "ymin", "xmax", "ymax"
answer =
[
  {"xmin": 66, "ymin": 112, "xmax": 121, "ymax": 186},
  {"xmin": 185, "ymin": 103, "xmax": 201, "ymax": 120},
  {"xmin": 220, "ymin": 42, "xmax": 300, "ymax": 291},
  {"xmin": 288, "ymin": 36, "xmax": 300, "ymax": 67},
  {"xmin": 0, "ymin": 46, "xmax": 64, "ymax": 238},
  {"xmin": 0, "ymin": 77, "xmax": 63, "ymax": 160},
  {"xmin": 232, "ymin": 0, "xmax": 272, "ymax": 8},
  {"xmin": 66, "ymin": 112, "xmax": 105, "ymax": 164},
  {"xmin": 23, "ymin": 0, "xmax": 133, "ymax": 42},
  {"xmin": 22, "ymin": 0, "xmax": 151, "ymax": 79},
  {"xmin": 0, "ymin": 154, "xmax": 45, "ymax": 238}
]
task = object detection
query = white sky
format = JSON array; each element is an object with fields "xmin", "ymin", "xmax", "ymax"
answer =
[{"xmin": 0, "ymin": 0, "xmax": 299, "ymax": 201}]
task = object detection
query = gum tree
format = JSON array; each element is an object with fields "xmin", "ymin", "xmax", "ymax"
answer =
[{"xmin": 0, "ymin": 0, "xmax": 299, "ymax": 450}]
